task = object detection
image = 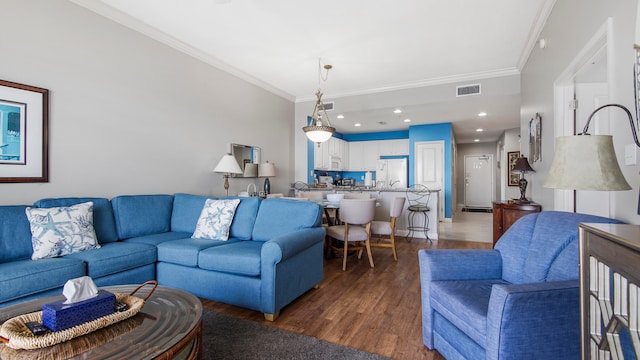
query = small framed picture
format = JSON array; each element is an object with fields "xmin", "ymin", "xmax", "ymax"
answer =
[{"xmin": 507, "ymin": 151, "xmax": 520, "ymax": 186}]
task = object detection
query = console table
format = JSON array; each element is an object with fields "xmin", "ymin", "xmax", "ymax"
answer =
[
  {"xmin": 492, "ymin": 200, "xmax": 541, "ymax": 247},
  {"xmin": 579, "ymin": 223, "xmax": 640, "ymax": 359},
  {"xmin": 0, "ymin": 285, "xmax": 203, "ymax": 359}
]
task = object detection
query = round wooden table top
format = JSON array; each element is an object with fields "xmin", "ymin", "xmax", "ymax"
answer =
[{"xmin": 0, "ymin": 285, "xmax": 203, "ymax": 360}]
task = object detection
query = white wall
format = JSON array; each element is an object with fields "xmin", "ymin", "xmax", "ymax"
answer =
[
  {"xmin": 521, "ymin": 0, "xmax": 640, "ymax": 224},
  {"xmin": 0, "ymin": 0, "xmax": 294, "ymax": 205}
]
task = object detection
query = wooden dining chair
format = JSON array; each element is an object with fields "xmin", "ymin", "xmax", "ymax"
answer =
[
  {"xmin": 370, "ymin": 197, "xmax": 406, "ymax": 261},
  {"xmin": 326, "ymin": 198, "xmax": 376, "ymax": 271}
]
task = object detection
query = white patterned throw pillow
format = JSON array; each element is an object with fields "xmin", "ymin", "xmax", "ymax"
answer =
[
  {"xmin": 25, "ymin": 201, "xmax": 100, "ymax": 260},
  {"xmin": 192, "ymin": 199, "xmax": 241, "ymax": 240}
]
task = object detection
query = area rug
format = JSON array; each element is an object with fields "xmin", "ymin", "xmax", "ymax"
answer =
[{"xmin": 201, "ymin": 310, "xmax": 391, "ymax": 360}]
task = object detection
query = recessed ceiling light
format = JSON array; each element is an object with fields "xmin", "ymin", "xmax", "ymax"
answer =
[
  {"xmin": 403, "ymin": 118, "xmax": 411, "ymax": 123},
  {"xmin": 474, "ymin": 139, "xmax": 480, "ymax": 142},
  {"xmin": 478, "ymin": 112, "xmax": 487, "ymax": 117},
  {"xmin": 476, "ymin": 128, "xmax": 483, "ymax": 132},
  {"xmin": 337, "ymin": 114, "xmax": 344, "ymax": 119},
  {"xmin": 393, "ymin": 109, "xmax": 402, "ymax": 114},
  {"xmin": 354, "ymin": 123, "xmax": 361, "ymax": 127}
]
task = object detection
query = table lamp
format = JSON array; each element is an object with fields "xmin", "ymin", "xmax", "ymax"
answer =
[
  {"xmin": 512, "ymin": 156, "xmax": 535, "ymax": 203},
  {"xmin": 258, "ymin": 161, "xmax": 276, "ymax": 195},
  {"xmin": 213, "ymin": 153, "xmax": 242, "ymax": 196}
]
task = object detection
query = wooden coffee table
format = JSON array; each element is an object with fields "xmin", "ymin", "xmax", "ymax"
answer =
[{"xmin": 0, "ymin": 285, "xmax": 202, "ymax": 359}]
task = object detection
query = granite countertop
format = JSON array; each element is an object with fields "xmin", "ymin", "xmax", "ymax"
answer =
[{"xmin": 299, "ymin": 185, "xmax": 440, "ymax": 192}]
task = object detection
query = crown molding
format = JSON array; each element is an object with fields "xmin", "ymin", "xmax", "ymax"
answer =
[{"xmin": 295, "ymin": 67, "xmax": 521, "ymax": 103}]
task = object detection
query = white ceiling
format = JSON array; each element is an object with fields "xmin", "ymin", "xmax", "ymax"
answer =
[{"xmin": 71, "ymin": 0, "xmax": 555, "ymax": 143}]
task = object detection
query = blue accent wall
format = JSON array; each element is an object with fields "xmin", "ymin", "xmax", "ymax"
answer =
[
  {"xmin": 408, "ymin": 123, "xmax": 452, "ymax": 218},
  {"xmin": 342, "ymin": 130, "xmax": 409, "ymax": 142}
]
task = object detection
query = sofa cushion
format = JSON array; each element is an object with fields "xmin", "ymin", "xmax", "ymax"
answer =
[
  {"xmin": 430, "ymin": 279, "xmax": 509, "ymax": 348},
  {"xmin": 171, "ymin": 193, "xmax": 218, "ymax": 233},
  {"xmin": 123, "ymin": 231, "xmax": 192, "ymax": 246},
  {"xmin": 63, "ymin": 242, "xmax": 156, "ymax": 278},
  {"xmin": 0, "ymin": 258, "xmax": 86, "ymax": 304},
  {"xmin": 157, "ymin": 237, "xmax": 240, "ymax": 267},
  {"xmin": 111, "ymin": 194, "xmax": 174, "ymax": 239},
  {"xmin": 26, "ymin": 201, "xmax": 100, "ymax": 260},
  {"xmin": 34, "ymin": 197, "xmax": 118, "ymax": 243},
  {"xmin": 192, "ymin": 199, "xmax": 240, "ymax": 240},
  {"xmin": 251, "ymin": 199, "xmax": 322, "ymax": 241},
  {"xmin": 221, "ymin": 196, "xmax": 261, "ymax": 240},
  {"xmin": 0, "ymin": 205, "xmax": 33, "ymax": 263},
  {"xmin": 198, "ymin": 241, "xmax": 263, "ymax": 276}
]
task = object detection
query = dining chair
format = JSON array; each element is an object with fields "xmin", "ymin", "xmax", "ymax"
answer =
[
  {"xmin": 344, "ymin": 192, "xmax": 370, "ymax": 199},
  {"xmin": 406, "ymin": 184, "xmax": 431, "ymax": 241},
  {"xmin": 297, "ymin": 191, "xmax": 323, "ymax": 200},
  {"xmin": 326, "ymin": 198, "xmax": 376, "ymax": 271},
  {"xmin": 370, "ymin": 197, "xmax": 406, "ymax": 261}
]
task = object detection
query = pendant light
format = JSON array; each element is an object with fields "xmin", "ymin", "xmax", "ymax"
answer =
[{"xmin": 303, "ymin": 60, "xmax": 335, "ymax": 147}]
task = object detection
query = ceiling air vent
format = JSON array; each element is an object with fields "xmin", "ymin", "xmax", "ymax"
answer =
[
  {"xmin": 456, "ymin": 84, "xmax": 481, "ymax": 97},
  {"xmin": 318, "ymin": 101, "xmax": 334, "ymax": 111}
]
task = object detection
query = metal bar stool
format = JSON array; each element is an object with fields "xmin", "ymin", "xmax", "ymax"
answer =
[{"xmin": 406, "ymin": 184, "xmax": 431, "ymax": 241}]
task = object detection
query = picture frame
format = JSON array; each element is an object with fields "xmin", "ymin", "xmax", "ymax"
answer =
[
  {"xmin": 0, "ymin": 80, "xmax": 49, "ymax": 183},
  {"xmin": 507, "ymin": 151, "xmax": 520, "ymax": 186},
  {"xmin": 529, "ymin": 113, "xmax": 542, "ymax": 163}
]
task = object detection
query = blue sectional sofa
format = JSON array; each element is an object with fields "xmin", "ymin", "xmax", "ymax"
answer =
[
  {"xmin": 418, "ymin": 211, "xmax": 623, "ymax": 360},
  {"xmin": 0, "ymin": 194, "xmax": 325, "ymax": 320}
]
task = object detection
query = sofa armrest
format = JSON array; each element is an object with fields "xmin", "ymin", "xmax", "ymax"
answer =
[
  {"xmin": 485, "ymin": 280, "xmax": 580, "ymax": 360},
  {"xmin": 419, "ymin": 249, "xmax": 503, "ymax": 281},
  {"xmin": 419, "ymin": 249, "xmax": 503, "ymax": 348},
  {"xmin": 261, "ymin": 227, "xmax": 326, "ymax": 264}
]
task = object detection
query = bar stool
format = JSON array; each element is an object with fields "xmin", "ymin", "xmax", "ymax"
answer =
[{"xmin": 406, "ymin": 184, "xmax": 431, "ymax": 241}]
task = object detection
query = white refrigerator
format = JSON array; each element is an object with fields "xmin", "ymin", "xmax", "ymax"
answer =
[{"xmin": 376, "ymin": 158, "xmax": 408, "ymax": 189}]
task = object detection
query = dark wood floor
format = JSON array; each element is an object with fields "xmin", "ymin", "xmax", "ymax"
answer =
[{"xmin": 201, "ymin": 237, "xmax": 492, "ymax": 360}]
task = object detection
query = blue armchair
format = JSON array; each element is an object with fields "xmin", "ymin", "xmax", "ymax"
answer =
[{"xmin": 418, "ymin": 211, "xmax": 622, "ymax": 360}]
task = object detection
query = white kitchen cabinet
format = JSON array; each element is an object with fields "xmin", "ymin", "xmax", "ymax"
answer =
[
  {"xmin": 314, "ymin": 137, "xmax": 349, "ymax": 170},
  {"xmin": 348, "ymin": 142, "xmax": 365, "ymax": 170},
  {"xmin": 379, "ymin": 139, "xmax": 409, "ymax": 156},
  {"xmin": 363, "ymin": 142, "xmax": 379, "ymax": 170}
]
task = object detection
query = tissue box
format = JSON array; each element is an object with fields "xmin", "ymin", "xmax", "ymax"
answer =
[{"xmin": 42, "ymin": 290, "xmax": 115, "ymax": 331}]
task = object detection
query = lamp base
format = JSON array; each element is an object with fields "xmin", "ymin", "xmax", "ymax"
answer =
[
  {"xmin": 518, "ymin": 177, "xmax": 529, "ymax": 203},
  {"xmin": 263, "ymin": 177, "xmax": 270, "ymax": 194}
]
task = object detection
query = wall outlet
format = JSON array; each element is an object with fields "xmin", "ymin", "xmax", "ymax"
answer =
[{"xmin": 625, "ymin": 143, "xmax": 637, "ymax": 165}]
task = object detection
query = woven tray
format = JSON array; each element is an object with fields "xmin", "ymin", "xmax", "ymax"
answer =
[{"xmin": 0, "ymin": 281, "xmax": 157, "ymax": 350}]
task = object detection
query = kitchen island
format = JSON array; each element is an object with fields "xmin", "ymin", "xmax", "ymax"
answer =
[{"xmin": 295, "ymin": 187, "xmax": 439, "ymax": 240}]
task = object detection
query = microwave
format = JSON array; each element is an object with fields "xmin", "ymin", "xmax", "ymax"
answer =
[
  {"xmin": 329, "ymin": 156, "xmax": 341, "ymax": 170},
  {"xmin": 340, "ymin": 178, "xmax": 355, "ymax": 186}
]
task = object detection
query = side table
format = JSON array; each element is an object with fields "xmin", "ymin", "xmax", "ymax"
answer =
[
  {"xmin": 492, "ymin": 200, "xmax": 541, "ymax": 247},
  {"xmin": 0, "ymin": 285, "xmax": 202, "ymax": 359}
]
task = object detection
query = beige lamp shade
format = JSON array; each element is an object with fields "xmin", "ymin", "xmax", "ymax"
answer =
[
  {"xmin": 213, "ymin": 154, "xmax": 242, "ymax": 174},
  {"xmin": 543, "ymin": 135, "xmax": 631, "ymax": 191},
  {"xmin": 243, "ymin": 163, "xmax": 258, "ymax": 177},
  {"xmin": 258, "ymin": 162, "xmax": 276, "ymax": 177}
]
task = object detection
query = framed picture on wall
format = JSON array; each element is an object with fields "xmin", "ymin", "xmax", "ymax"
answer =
[
  {"xmin": 0, "ymin": 80, "xmax": 49, "ymax": 183},
  {"xmin": 507, "ymin": 151, "xmax": 520, "ymax": 186},
  {"xmin": 529, "ymin": 113, "xmax": 542, "ymax": 162}
]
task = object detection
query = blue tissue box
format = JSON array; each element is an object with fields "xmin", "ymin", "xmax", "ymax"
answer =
[{"xmin": 42, "ymin": 290, "xmax": 115, "ymax": 331}]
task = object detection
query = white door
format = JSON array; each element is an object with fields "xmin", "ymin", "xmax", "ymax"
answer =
[
  {"xmin": 464, "ymin": 155, "xmax": 494, "ymax": 208},
  {"xmin": 415, "ymin": 141, "xmax": 444, "ymax": 220},
  {"xmin": 554, "ymin": 25, "xmax": 612, "ymax": 216}
]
